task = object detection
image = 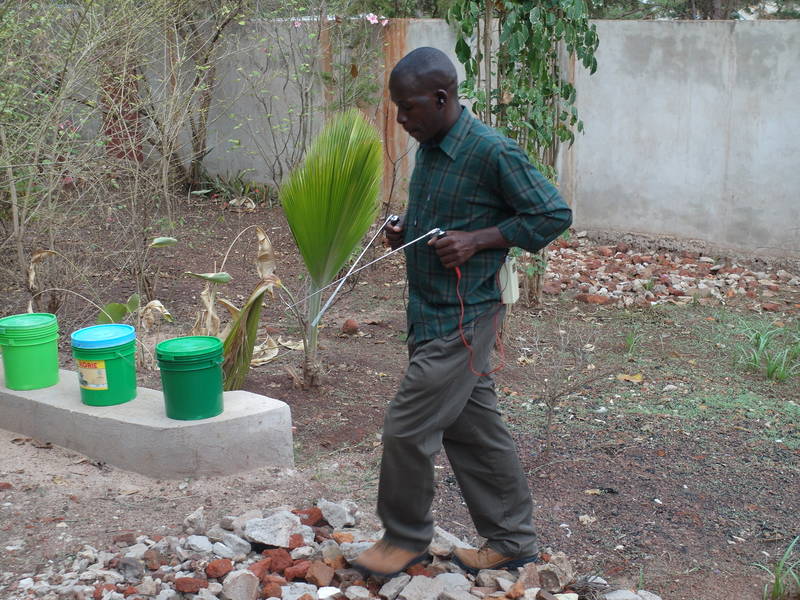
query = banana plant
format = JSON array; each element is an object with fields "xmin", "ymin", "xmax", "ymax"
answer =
[{"xmin": 279, "ymin": 109, "xmax": 382, "ymax": 387}]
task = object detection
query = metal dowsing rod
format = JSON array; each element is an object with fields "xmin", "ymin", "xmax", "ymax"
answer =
[
  {"xmin": 310, "ymin": 214, "xmax": 396, "ymax": 328},
  {"xmin": 288, "ymin": 222, "xmax": 445, "ymax": 324}
]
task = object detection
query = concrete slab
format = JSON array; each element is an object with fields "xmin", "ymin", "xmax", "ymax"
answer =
[{"xmin": 0, "ymin": 369, "xmax": 293, "ymax": 479}]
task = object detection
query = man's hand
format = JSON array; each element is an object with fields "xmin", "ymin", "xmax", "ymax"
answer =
[
  {"xmin": 428, "ymin": 230, "xmax": 479, "ymax": 269},
  {"xmin": 428, "ymin": 226, "xmax": 511, "ymax": 269},
  {"xmin": 384, "ymin": 215, "xmax": 405, "ymax": 250}
]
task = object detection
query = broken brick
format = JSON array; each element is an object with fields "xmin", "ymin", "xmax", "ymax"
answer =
[
  {"xmin": 293, "ymin": 507, "xmax": 324, "ymax": 527},
  {"xmin": 249, "ymin": 558, "xmax": 273, "ymax": 581},
  {"xmin": 262, "ymin": 582, "xmax": 283, "ymax": 598},
  {"xmin": 284, "ymin": 560, "xmax": 311, "ymax": 581},
  {"xmin": 263, "ymin": 549, "xmax": 292, "ymax": 574},
  {"xmin": 305, "ymin": 561, "xmax": 335, "ymax": 587},
  {"xmin": 174, "ymin": 577, "xmax": 208, "ymax": 593},
  {"xmin": 206, "ymin": 558, "xmax": 233, "ymax": 579}
]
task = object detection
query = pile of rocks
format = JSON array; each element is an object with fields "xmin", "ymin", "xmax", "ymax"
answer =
[
  {"xmin": 542, "ymin": 235, "xmax": 799, "ymax": 311},
  {"xmin": 5, "ymin": 500, "xmax": 663, "ymax": 600}
]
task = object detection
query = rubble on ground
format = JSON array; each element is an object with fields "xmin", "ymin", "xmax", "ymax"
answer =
[
  {"xmin": 542, "ymin": 235, "xmax": 799, "ymax": 312},
  {"xmin": 1, "ymin": 500, "xmax": 664, "ymax": 600}
]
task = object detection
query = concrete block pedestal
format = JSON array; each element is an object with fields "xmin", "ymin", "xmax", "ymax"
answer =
[{"xmin": 0, "ymin": 369, "xmax": 293, "ymax": 478}]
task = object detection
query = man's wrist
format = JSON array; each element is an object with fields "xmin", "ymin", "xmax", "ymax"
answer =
[{"xmin": 472, "ymin": 227, "xmax": 512, "ymax": 252}]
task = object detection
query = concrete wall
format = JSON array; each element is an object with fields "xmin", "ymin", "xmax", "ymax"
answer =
[
  {"xmin": 560, "ymin": 20, "xmax": 800, "ymax": 258},
  {"xmin": 203, "ymin": 19, "xmax": 800, "ymax": 258}
]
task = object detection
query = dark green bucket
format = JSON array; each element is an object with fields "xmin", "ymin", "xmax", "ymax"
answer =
[
  {"xmin": 0, "ymin": 313, "xmax": 59, "ymax": 391},
  {"xmin": 156, "ymin": 336, "xmax": 224, "ymax": 420},
  {"xmin": 71, "ymin": 324, "xmax": 137, "ymax": 407}
]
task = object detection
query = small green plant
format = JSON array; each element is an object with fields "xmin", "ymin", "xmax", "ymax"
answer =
[
  {"xmin": 734, "ymin": 319, "xmax": 800, "ymax": 382},
  {"xmin": 279, "ymin": 109, "xmax": 382, "ymax": 388},
  {"xmin": 642, "ymin": 279, "xmax": 655, "ymax": 291},
  {"xmin": 624, "ymin": 328, "xmax": 643, "ymax": 357},
  {"xmin": 97, "ymin": 294, "xmax": 141, "ymax": 324},
  {"xmin": 754, "ymin": 536, "xmax": 799, "ymax": 600},
  {"xmin": 197, "ymin": 169, "xmax": 273, "ymax": 206}
]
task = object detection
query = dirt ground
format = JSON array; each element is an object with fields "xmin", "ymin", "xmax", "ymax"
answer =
[{"xmin": 1, "ymin": 202, "xmax": 798, "ymax": 600}]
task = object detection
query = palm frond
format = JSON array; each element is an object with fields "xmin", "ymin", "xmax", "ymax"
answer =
[{"xmin": 279, "ymin": 109, "xmax": 382, "ymax": 288}]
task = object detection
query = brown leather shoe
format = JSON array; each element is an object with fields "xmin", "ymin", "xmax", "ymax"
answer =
[
  {"xmin": 352, "ymin": 539, "xmax": 429, "ymax": 577},
  {"xmin": 452, "ymin": 544, "xmax": 540, "ymax": 574}
]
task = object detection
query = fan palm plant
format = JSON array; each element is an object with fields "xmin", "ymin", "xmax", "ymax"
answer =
[{"xmin": 279, "ymin": 109, "xmax": 382, "ymax": 386}]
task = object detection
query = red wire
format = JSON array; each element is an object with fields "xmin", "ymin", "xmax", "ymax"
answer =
[{"xmin": 454, "ymin": 266, "xmax": 505, "ymax": 377}]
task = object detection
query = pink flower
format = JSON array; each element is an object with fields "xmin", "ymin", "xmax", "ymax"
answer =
[
  {"xmin": 365, "ymin": 12, "xmax": 379, "ymax": 24},
  {"xmin": 381, "ymin": 18, "xmax": 389, "ymax": 26},
  {"xmin": 293, "ymin": 20, "xmax": 302, "ymax": 28}
]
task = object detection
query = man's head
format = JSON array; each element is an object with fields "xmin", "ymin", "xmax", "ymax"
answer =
[{"xmin": 389, "ymin": 47, "xmax": 460, "ymax": 143}]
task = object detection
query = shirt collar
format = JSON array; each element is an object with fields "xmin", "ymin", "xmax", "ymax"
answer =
[{"xmin": 422, "ymin": 106, "xmax": 471, "ymax": 161}]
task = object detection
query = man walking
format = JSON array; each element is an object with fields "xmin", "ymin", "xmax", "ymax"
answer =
[{"xmin": 354, "ymin": 47, "xmax": 572, "ymax": 577}]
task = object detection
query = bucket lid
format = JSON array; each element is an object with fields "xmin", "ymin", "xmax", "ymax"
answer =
[
  {"xmin": 156, "ymin": 336, "xmax": 223, "ymax": 361},
  {"xmin": 0, "ymin": 313, "xmax": 58, "ymax": 335},
  {"xmin": 71, "ymin": 324, "xmax": 136, "ymax": 349}
]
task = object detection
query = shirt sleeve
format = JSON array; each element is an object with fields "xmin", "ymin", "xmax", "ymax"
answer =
[{"xmin": 493, "ymin": 141, "xmax": 573, "ymax": 253}]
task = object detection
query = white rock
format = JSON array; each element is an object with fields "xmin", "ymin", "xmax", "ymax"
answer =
[
  {"xmin": 156, "ymin": 589, "xmax": 180, "ymax": 600},
  {"xmin": 662, "ymin": 384, "xmax": 678, "ymax": 392},
  {"xmin": 604, "ymin": 591, "xmax": 642, "ymax": 600},
  {"xmin": 187, "ymin": 535, "xmax": 213, "ymax": 553},
  {"xmin": 184, "ymin": 506, "xmax": 207, "ymax": 535},
  {"xmin": 18, "ymin": 578, "xmax": 34, "ymax": 590},
  {"xmin": 440, "ymin": 592, "xmax": 480, "ymax": 600},
  {"xmin": 124, "ymin": 543, "xmax": 149, "ymax": 559},
  {"xmin": 291, "ymin": 545, "xmax": 318, "ymax": 560},
  {"xmin": 398, "ymin": 576, "xmax": 444, "ymax": 600},
  {"xmin": 207, "ymin": 525, "xmax": 229, "ymax": 543},
  {"xmin": 522, "ymin": 589, "xmax": 542, "ymax": 600},
  {"xmin": 319, "ymin": 587, "xmax": 342, "ymax": 599},
  {"xmin": 537, "ymin": 552, "xmax": 574, "ymax": 593},
  {"xmin": 776, "ymin": 269, "xmax": 794, "ymax": 281},
  {"xmin": 318, "ymin": 499, "xmax": 360, "ymax": 529},
  {"xmin": 320, "ymin": 540, "xmax": 345, "ymax": 564},
  {"xmin": 429, "ymin": 527, "xmax": 473, "ymax": 556},
  {"xmin": 555, "ymin": 595, "xmax": 579, "ymax": 600},
  {"xmin": 176, "ymin": 545, "xmax": 194, "ymax": 561},
  {"xmin": 433, "ymin": 573, "xmax": 470, "ymax": 593},
  {"xmin": 345, "ymin": 586, "xmax": 371, "ymax": 600},
  {"xmin": 282, "ymin": 583, "xmax": 319, "ymax": 600},
  {"xmin": 496, "ymin": 578, "xmax": 515, "ymax": 592},
  {"xmin": 232, "ymin": 510, "xmax": 263, "ymax": 536},
  {"xmin": 213, "ymin": 542, "xmax": 235, "ymax": 559},
  {"xmin": 244, "ymin": 511, "xmax": 313, "ymax": 547},
  {"xmin": 636, "ymin": 592, "xmax": 663, "ymax": 600},
  {"xmin": 379, "ymin": 574, "xmax": 411, "ymax": 600},
  {"xmin": 222, "ymin": 533, "xmax": 251, "ymax": 557},
  {"xmin": 339, "ymin": 542, "xmax": 373, "ymax": 563},
  {"xmin": 222, "ymin": 569, "xmax": 260, "ymax": 600},
  {"xmin": 198, "ymin": 589, "xmax": 221, "ymax": 599},
  {"xmin": 78, "ymin": 569, "xmax": 124, "ymax": 584},
  {"xmin": 136, "ymin": 577, "xmax": 158, "ymax": 596},
  {"xmin": 476, "ymin": 570, "xmax": 515, "ymax": 587}
]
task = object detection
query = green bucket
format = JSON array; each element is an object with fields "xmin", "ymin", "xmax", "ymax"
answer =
[
  {"xmin": 0, "ymin": 313, "xmax": 59, "ymax": 391},
  {"xmin": 71, "ymin": 324, "xmax": 137, "ymax": 407},
  {"xmin": 156, "ymin": 336, "xmax": 224, "ymax": 420}
]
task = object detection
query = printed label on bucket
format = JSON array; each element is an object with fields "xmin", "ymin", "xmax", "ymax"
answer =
[{"xmin": 77, "ymin": 359, "xmax": 108, "ymax": 390}]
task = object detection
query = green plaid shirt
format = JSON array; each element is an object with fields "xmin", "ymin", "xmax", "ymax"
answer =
[{"xmin": 404, "ymin": 107, "xmax": 572, "ymax": 342}]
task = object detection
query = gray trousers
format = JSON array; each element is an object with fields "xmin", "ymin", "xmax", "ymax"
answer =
[{"xmin": 377, "ymin": 306, "xmax": 538, "ymax": 557}]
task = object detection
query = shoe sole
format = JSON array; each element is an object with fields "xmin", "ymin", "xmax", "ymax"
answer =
[
  {"xmin": 451, "ymin": 553, "xmax": 541, "ymax": 575},
  {"xmin": 352, "ymin": 551, "xmax": 430, "ymax": 578}
]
